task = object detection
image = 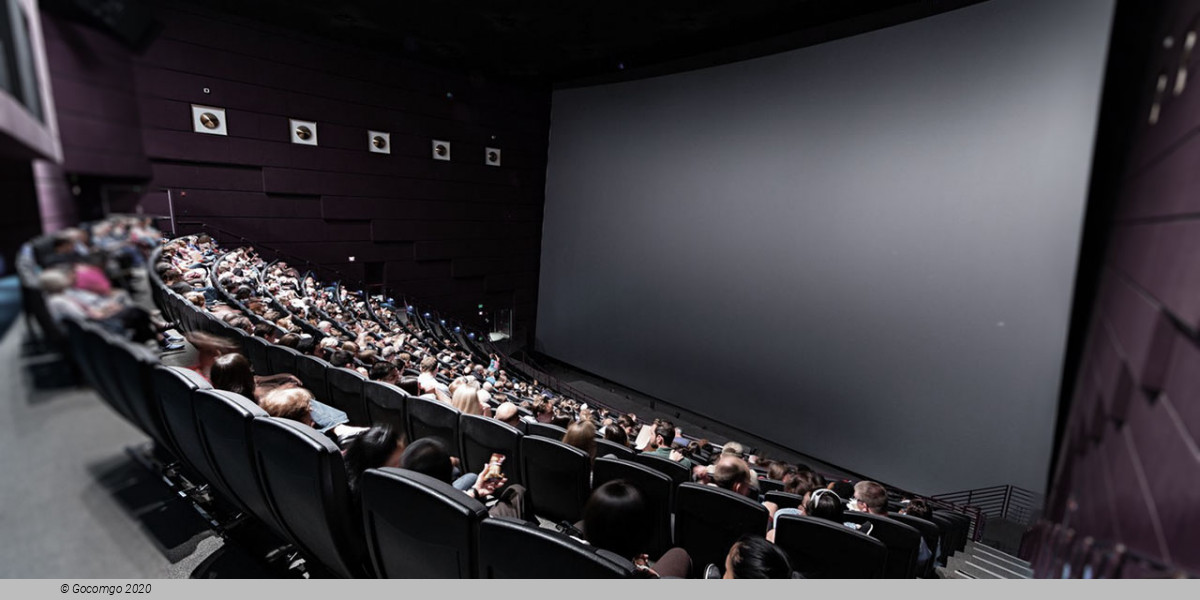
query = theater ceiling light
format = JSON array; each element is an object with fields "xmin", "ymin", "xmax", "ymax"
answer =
[
  {"xmin": 369, "ymin": 130, "xmax": 390, "ymax": 154},
  {"xmin": 485, "ymin": 147, "xmax": 501, "ymax": 166},
  {"xmin": 432, "ymin": 139, "xmax": 451, "ymax": 161}
]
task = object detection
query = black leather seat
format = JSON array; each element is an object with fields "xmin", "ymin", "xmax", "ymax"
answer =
[
  {"xmin": 84, "ymin": 326, "xmax": 134, "ymax": 423},
  {"xmin": 890, "ymin": 513, "xmax": 942, "ymax": 576},
  {"xmin": 360, "ymin": 468, "xmax": 488, "ymax": 578},
  {"xmin": 765, "ymin": 490, "xmax": 805, "ymax": 510},
  {"xmin": 459, "ymin": 414, "xmax": 523, "ymax": 486},
  {"xmin": 191, "ymin": 389, "xmax": 285, "ymax": 535},
  {"xmin": 942, "ymin": 511, "xmax": 972, "ymax": 552},
  {"xmin": 325, "ymin": 367, "xmax": 369, "ymax": 425},
  {"xmin": 631, "ymin": 453, "xmax": 691, "ymax": 486},
  {"xmin": 525, "ymin": 422, "xmax": 566, "ymax": 440},
  {"xmin": 294, "ymin": 354, "xmax": 332, "ymax": 403},
  {"xmin": 673, "ymin": 482, "xmax": 768, "ymax": 576},
  {"xmin": 927, "ymin": 513, "xmax": 956, "ymax": 563},
  {"xmin": 477, "ymin": 517, "xmax": 635, "ymax": 578},
  {"xmin": 362, "ymin": 380, "xmax": 408, "ymax": 432},
  {"xmin": 774, "ymin": 514, "xmax": 887, "ymax": 578},
  {"xmin": 520, "ymin": 436, "xmax": 591, "ymax": 524},
  {"xmin": 406, "ymin": 397, "xmax": 461, "ymax": 455},
  {"xmin": 152, "ymin": 365, "xmax": 223, "ymax": 490},
  {"xmin": 108, "ymin": 337, "xmax": 174, "ymax": 455},
  {"xmin": 758, "ymin": 478, "xmax": 785, "ymax": 493},
  {"xmin": 63, "ymin": 318, "xmax": 99, "ymax": 390},
  {"xmin": 843, "ymin": 512, "xmax": 922, "ymax": 578},
  {"xmin": 265, "ymin": 344, "xmax": 301, "ymax": 376},
  {"xmin": 596, "ymin": 439, "xmax": 636, "ymax": 460},
  {"xmin": 241, "ymin": 335, "xmax": 271, "ymax": 374},
  {"xmin": 930, "ymin": 511, "xmax": 969, "ymax": 555},
  {"xmin": 592, "ymin": 456, "xmax": 674, "ymax": 557},
  {"xmin": 250, "ymin": 417, "xmax": 371, "ymax": 578}
]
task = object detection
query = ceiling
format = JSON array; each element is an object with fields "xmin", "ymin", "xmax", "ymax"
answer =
[{"xmin": 169, "ymin": 0, "xmax": 986, "ymax": 86}]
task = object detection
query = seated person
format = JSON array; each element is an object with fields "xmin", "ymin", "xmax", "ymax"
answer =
[
  {"xmin": 342, "ymin": 424, "xmax": 405, "ymax": 501},
  {"xmin": 581, "ymin": 480, "xmax": 691, "ymax": 578},
  {"xmin": 258, "ymin": 386, "xmax": 364, "ymax": 447},
  {"xmin": 40, "ymin": 268, "xmax": 176, "ymax": 350},
  {"xmin": 493, "ymin": 402, "xmax": 522, "ymax": 428},
  {"xmin": 645, "ymin": 420, "xmax": 693, "ymax": 469},
  {"xmin": 709, "ymin": 535, "xmax": 794, "ymax": 579},
  {"xmin": 398, "ymin": 438, "xmax": 527, "ymax": 518},
  {"xmin": 562, "ymin": 421, "xmax": 597, "ymax": 465}
]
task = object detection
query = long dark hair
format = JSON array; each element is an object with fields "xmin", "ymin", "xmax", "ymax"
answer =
[
  {"xmin": 582, "ymin": 480, "xmax": 652, "ymax": 560},
  {"xmin": 211, "ymin": 353, "xmax": 255, "ymax": 398},
  {"xmin": 343, "ymin": 424, "xmax": 403, "ymax": 497}
]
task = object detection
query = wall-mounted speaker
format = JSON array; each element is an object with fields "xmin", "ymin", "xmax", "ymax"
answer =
[
  {"xmin": 485, "ymin": 147, "xmax": 501, "ymax": 166},
  {"xmin": 432, "ymin": 139, "xmax": 451, "ymax": 161},
  {"xmin": 191, "ymin": 104, "xmax": 227, "ymax": 136},
  {"xmin": 290, "ymin": 119, "xmax": 318, "ymax": 145},
  {"xmin": 368, "ymin": 130, "xmax": 390, "ymax": 154}
]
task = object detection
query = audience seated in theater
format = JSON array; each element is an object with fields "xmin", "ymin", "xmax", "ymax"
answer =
[
  {"xmin": 709, "ymin": 455, "xmax": 756, "ymax": 499},
  {"xmin": 451, "ymin": 385, "xmax": 488, "ymax": 417},
  {"xmin": 342, "ymin": 424, "xmax": 406, "ymax": 502},
  {"xmin": 603, "ymin": 421, "xmax": 630, "ymax": 448},
  {"xmin": 398, "ymin": 438, "xmax": 527, "ymax": 518},
  {"xmin": 39, "ymin": 268, "xmax": 177, "ymax": 350},
  {"xmin": 646, "ymin": 420, "xmax": 693, "ymax": 469},
  {"xmin": 259, "ymin": 387, "xmax": 365, "ymax": 447},
  {"xmin": 581, "ymin": 480, "xmax": 692, "ymax": 578},
  {"xmin": 562, "ymin": 421, "xmax": 597, "ymax": 463},
  {"xmin": 493, "ymin": 402, "xmax": 521, "ymax": 428},
  {"xmin": 710, "ymin": 535, "xmax": 794, "ymax": 579},
  {"xmin": 368, "ymin": 361, "xmax": 400, "ymax": 385},
  {"xmin": 852, "ymin": 480, "xmax": 932, "ymax": 571}
]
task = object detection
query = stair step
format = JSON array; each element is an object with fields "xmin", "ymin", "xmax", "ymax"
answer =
[
  {"xmin": 947, "ymin": 555, "xmax": 1025, "ymax": 579},
  {"xmin": 956, "ymin": 554, "xmax": 1032, "ymax": 579},
  {"xmin": 967, "ymin": 540, "xmax": 1033, "ymax": 571},
  {"xmin": 936, "ymin": 565, "xmax": 974, "ymax": 579}
]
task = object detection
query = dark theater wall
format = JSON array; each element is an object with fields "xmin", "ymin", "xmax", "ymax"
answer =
[
  {"xmin": 1047, "ymin": 0, "xmax": 1200, "ymax": 574},
  {"xmin": 39, "ymin": 1, "xmax": 550, "ymax": 335}
]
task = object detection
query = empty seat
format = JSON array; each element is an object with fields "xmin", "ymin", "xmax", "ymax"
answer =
[
  {"xmin": 943, "ymin": 511, "xmax": 973, "ymax": 551},
  {"xmin": 325, "ymin": 367, "xmax": 369, "ymax": 425},
  {"xmin": 264, "ymin": 344, "xmax": 301, "ymax": 376},
  {"xmin": 362, "ymin": 380, "xmax": 408, "ymax": 432},
  {"xmin": 525, "ymin": 422, "xmax": 566, "ymax": 439},
  {"xmin": 672, "ymin": 482, "xmax": 769, "ymax": 576},
  {"xmin": 843, "ymin": 512, "xmax": 922, "ymax": 578},
  {"xmin": 927, "ymin": 513, "xmax": 957, "ymax": 562},
  {"xmin": 406, "ymin": 397, "xmax": 461, "ymax": 455},
  {"xmin": 241, "ymin": 336, "xmax": 271, "ymax": 374},
  {"xmin": 596, "ymin": 439, "xmax": 636, "ymax": 460},
  {"xmin": 251, "ymin": 417, "xmax": 371, "ymax": 578},
  {"xmin": 592, "ymin": 456, "xmax": 674, "ymax": 557},
  {"xmin": 84, "ymin": 326, "xmax": 134, "ymax": 422},
  {"xmin": 294, "ymin": 354, "xmax": 332, "ymax": 403},
  {"xmin": 360, "ymin": 468, "xmax": 488, "ymax": 578},
  {"xmin": 631, "ymin": 453, "xmax": 691, "ymax": 486},
  {"xmin": 191, "ymin": 389, "xmax": 285, "ymax": 535},
  {"xmin": 152, "ymin": 365, "xmax": 223, "ymax": 490},
  {"xmin": 774, "ymin": 514, "xmax": 887, "ymax": 578},
  {"xmin": 520, "ymin": 436, "xmax": 591, "ymax": 524},
  {"xmin": 477, "ymin": 517, "xmax": 634, "ymax": 579},
  {"xmin": 889, "ymin": 513, "xmax": 942, "ymax": 576},
  {"xmin": 459, "ymin": 414, "xmax": 523, "ymax": 486}
]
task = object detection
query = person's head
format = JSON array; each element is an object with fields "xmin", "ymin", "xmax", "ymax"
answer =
[
  {"xmin": 711, "ymin": 455, "xmax": 754, "ymax": 497},
  {"xmin": 829, "ymin": 479, "xmax": 855, "ymax": 501},
  {"xmin": 562, "ymin": 421, "xmax": 597, "ymax": 462},
  {"xmin": 295, "ymin": 336, "xmax": 316, "ymax": 355},
  {"xmin": 420, "ymin": 356, "xmax": 437, "ymax": 373},
  {"xmin": 721, "ymin": 441, "xmax": 745, "ymax": 458},
  {"xmin": 253, "ymin": 322, "xmax": 277, "ymax": 341},
  {"xmin": 617, "ymin": 414, "xmax": 637, "ymax": 438},
  {"xmin": 903, "ymin": 498, "xmax": 932, "ymax": 520},
  {"xmin": 329, "ymin": 349, "xmax": 353, "ymax": 369},
  {"xmin": 653, "ymin": 420, "xmax": 676, "ymax": 450},
  {"xmin": 805, "ymin": 488, "xmax": 845, "ymax": 522},
  {"xmin": 494, "ymin": 402, "xmax": 519, "ymax": 426},
  {"xmin": 451, "ymin": 385, "xmax": 483, "ymax": 416},
  {"xmin": 211, "ymin": 353, "xmax": 255, "ymax": 398},
  {"xmin": 369, "ymin": 361, "xmax": 400, "ymax": 384},
  {"xmin": 185, "ymin": 331, "xmax": 240, "ymax": 365},
  {"xmin": 399, "ymin": 438, "xmax": 452, "ymax": 484},
  {"xmin": 38, "ymin": 268, "xmax": 73, "ymax": 294},
  {"xmin": 343, "ymin": 424, "xmax": 405, "ymax": 495},
  {"xmin": 260, "ymin": 387, "xmax": 314, "ymax": 426},
  {"xmin": 723, "ymin": 535, "xmax": 793, "ymax": 579},
  {"xmin": 768, "ymin": 462, "xmax": 797, "ymax": 482},
  {"xmin": 784, "ymin": 469, "xmax": 826, "ymax": 497},
  {"xmin": 603, "ymin": 423, "xmax": 629, "ymax": 446},
  {"xmin": 852, "ymin": 481, "xmax": 888, "ymax": 515},
  {"xmin": 278, "ymin": 332, "xmax": 301, "ymax": 348},
  {"xmin": 582, "ymin": 480, "xmax": 652, "ymax": 559}
]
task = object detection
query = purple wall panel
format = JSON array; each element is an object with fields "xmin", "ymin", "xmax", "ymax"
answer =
[
  {"xmin": 1052, "ymin": 1, "xmax": 1200, "ymax": 574},
  {"xmin": 40, "ymin": 0, "xmax": 550, "ymax": 335}
]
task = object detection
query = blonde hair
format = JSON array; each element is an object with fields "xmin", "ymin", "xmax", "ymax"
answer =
[
  {"xmin": 38, "ymin": 268, "xmax": 73, "ymax": 294},
  {"xmin": 261, "ymin": 387, "xmax": 313, "ymax": 424},
  {"xmin": 451, "ymin": 385, "xmax": 483, "ymax": 416}
]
